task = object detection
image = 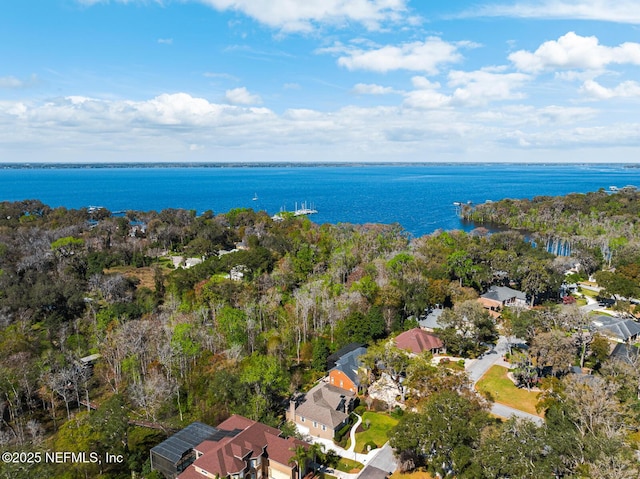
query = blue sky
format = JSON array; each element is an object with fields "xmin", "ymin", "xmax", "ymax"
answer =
[{"xmin": 1, "ymin": 0, "xmax": 640, "ymax": 163}]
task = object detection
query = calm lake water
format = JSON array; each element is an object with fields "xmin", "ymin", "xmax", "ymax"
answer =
[{"xmin": 3, "ymin": 163, "xmax": 638, "ymax": 237}]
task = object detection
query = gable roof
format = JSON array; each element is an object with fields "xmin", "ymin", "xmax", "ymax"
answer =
[
  {"xmin": 481, "ymin": 285, "xmax": 527, "ymax": 303},
  {"xmin": 184, "ymin": 415, "xmax": 307, "ymax": 478},
  {"xmin": 394, "ymin": 328, "xmax": 443, "ymax": 355},
  {"xmin": 328, "ymin": 345, "xmax": 367, "ymax": 387},
  {"xmin": 294, "ymin": 382, "xmax": 354, "ymax": 429}
]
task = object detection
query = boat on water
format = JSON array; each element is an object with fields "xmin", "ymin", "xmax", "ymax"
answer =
[
  {"xmin": 252, "ymin": 193, "xmax": 258, "ymax": 201},
  {"xmin": 293, "ymin": 201, "xmax": 317, "ymax": 216},
  {"xmin": 271, "ymin": 201, "xmax": 318, "ymax": 220}
]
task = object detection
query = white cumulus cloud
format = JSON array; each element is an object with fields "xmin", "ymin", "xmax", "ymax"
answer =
[
  {"xmin": 334, "ymin": 37, "xmax": 474, "ymax": 74},
  {"xmin": 580, "ymin": 79, "xmax": 640, "ymax": 99},
  {"xmin": 448, "ymin": 70, "xmax": 530, "ymax": 106},
  {"xmin": 509, "ymin": 32, "xmax": 640, "ymax": 73},
  {"xmin": 224, "ymin": 87, "xmax": 262, "ymax": 105}
]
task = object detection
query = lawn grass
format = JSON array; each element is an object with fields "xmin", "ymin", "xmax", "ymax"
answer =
[
  {"xmin": 389, "ymin": 469, "xmax": 435, "ymax": 479},
  {"xmin": 475, "ymin": 365, "xmax": 542, "ymax": 417},
  {"xmin": 354, "ymin": 412, "xmax": 399, "ymax": 453},
  {"xmin": 335, "ymin": 457, "xmax": 364, "ymax": 473}
]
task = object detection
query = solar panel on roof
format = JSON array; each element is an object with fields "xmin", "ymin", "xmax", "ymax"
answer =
[{"xmin": 151, "ymin": 422, "xmax": 223, "ymax": 464}]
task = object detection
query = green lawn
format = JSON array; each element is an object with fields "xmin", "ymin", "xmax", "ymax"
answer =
[
  {"xmin": 390, "ymin": 470, "xmax": 435, "ymax": 479},
  {"xmin": 335, "ymin": 457, "xmax": 364, "ymax": 473},
  {"xmin": 354, "ymin": 412, "xmax": 399, "ymax": 453},
  {"xmin": 475, "ymin": 366, "xmax": 542, "ymax": 417}
]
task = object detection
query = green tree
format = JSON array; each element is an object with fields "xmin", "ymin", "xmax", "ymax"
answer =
[
  {"xmin": 477, "ymin": 418, "xmax": 548, "ymax": 479},
  {"xmin": 389, "ymin": 391, "xmax": 491, "ymax": 477}
]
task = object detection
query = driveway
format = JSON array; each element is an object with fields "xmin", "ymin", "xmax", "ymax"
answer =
[
  {"xmin": 357, "ymin": 443, "xmax": 397, "ymax": 478},
  {"xmin": 491, "ymin": 403, "xmax": 544, "ymax": 425},
  {"xmin": 465, "ymin": 335, "xmax": 544, "ymax": 425},
  {"xmin": 466, "ymin": 335, "xmax": 513, "ymax": 384}
]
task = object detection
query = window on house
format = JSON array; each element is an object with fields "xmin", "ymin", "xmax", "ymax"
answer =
[
  {"xmin": 301, "ymin": 416, "xmax": 305, "ymax": 422},
  {"xmin": 322, "ymin": 425, "xmax": 326, "ymax": 431},
  {"xmin": 313, "ymin": 421, "xmax": 317, "ymax": 428}
]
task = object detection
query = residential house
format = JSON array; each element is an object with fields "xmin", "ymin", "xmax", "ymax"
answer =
[
  {"xmin": 610, "ymin": 343, "xmax": 639, "ymax": 363},
  {"xmin": 478, "ymin": 285, "xmax": 528, "ymax": 314},
  {"xmin": 327, "ymin": 343, "xmax": 367, "ymax": 394},
  {"xmin": 394, "ymin": 328, "xmax": 444, "ymax": 355},
  {"xmin": 418, "ymin": 307, "xmax": 445, "ymax": 331},
  {"xmin": 591, "ymin": 315, "xmax": 640, "ymax": 344},
  {"xmin": 151, "ymin": 415, "xmax": 309, "ymax": 479},
  {"xmin": 287, "ymin": 382, "xmax": 357, "ymax": 440}
]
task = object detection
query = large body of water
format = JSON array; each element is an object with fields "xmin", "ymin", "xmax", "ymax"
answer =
[{"xmin": 2, "ymin": 164, "xmax": 638, "ymax": 237}]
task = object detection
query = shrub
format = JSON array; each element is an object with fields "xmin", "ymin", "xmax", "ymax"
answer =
[
  {"xmin": 390, "ymin": 406, "xmax": 404, "ymax": 419},
  {"xmin": 354, "ymin": 405, "xmax": 366, "ymax": 416},
  {"xmin": 363, "ymin": 441, "xmax": 378, "ymax": 452}
]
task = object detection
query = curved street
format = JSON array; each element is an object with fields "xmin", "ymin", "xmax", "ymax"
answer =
[{"xmin": 466, "ymin": 335, "xmax": 544, "ymax": 425}]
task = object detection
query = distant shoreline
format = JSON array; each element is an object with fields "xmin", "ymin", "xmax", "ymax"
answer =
[{"xmin": 0, "ymin": 162, "xmax": 635, "ymax": 170}]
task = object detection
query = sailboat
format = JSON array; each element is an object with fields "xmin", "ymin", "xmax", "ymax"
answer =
[{"xmin": 252, "ymin": 193, "xmax": 258, "ymax": 201}]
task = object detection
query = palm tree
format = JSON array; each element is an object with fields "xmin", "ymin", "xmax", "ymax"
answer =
[
  {"xmin": 308, "ymin": 442, "xmax": 325, "ymax": 473},
  {"xmin": 290, "ymin": 444, "xmax": 309, "ymax": 479}
]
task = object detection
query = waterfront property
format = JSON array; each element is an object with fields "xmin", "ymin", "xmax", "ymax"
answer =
[{"xmin": 151, "ymin": 415, "xmax": 309, "ymax": 479}]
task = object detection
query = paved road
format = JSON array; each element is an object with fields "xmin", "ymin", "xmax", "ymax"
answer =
[{"xmin": 491, "ymin": 403, "xmax": 544, "ymax": 425}]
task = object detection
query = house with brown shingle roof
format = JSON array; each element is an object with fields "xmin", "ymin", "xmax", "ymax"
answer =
[
  {"xmin": 152, "ymin": 415, "xmax": 309, "ymax": 479},
  {"xmin": 287, "ymin": 382, "xmax": 357, "ymax": 440},
  {"xmin": 394, "ymin": 328, "xmax": 444, "ymax": 355}
]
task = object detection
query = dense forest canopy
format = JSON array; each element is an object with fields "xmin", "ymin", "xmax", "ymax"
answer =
[{"xmin": 0, "ymin": 191, "xmax": 638, "ymax": 478}]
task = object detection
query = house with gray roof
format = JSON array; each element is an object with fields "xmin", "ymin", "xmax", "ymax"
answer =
[
  {"xmin": 479, "ymin": 285, "xmax": 529, "ymax": 313},
  {"xmin": 419, "ymin": 307, "xmax": 445, "ymax": 331},
  {"xmin": 287, "ymin": 382, "xmax": 357, "ymax": 440},
  {"xmin": 151, "ymin": 421, "xmax": 240, "ymax": 478},
  {"xmin": 592, "ymin": 315, "xmax": 640, "ymax": 343},
  {"xmin": 327, "ymin": 343, "xmax": 367, "ymax": 393}
]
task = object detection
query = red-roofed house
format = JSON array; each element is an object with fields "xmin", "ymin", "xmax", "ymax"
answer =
[
  {"xmin": 394, "ymin": 328, "xmax": 444, "ymax": 355},
  {"xmin": 152, "ymin": 415, "xmax": 310, "ymax": 479}
]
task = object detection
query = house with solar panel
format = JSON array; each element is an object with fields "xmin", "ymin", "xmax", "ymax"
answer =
[{"xmin": 150, "ymin": 415, "xmax": 310, "ymax": 479}]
